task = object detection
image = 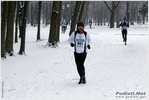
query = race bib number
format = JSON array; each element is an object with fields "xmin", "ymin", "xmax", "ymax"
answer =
[{"xmin": 76, "ymin": 39, "xmax": 85, "ymax": 47}]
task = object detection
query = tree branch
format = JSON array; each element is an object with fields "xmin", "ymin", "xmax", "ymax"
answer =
[
  {"xmin": 114, "ymin": 1, "xmax": 120, "ymax": 8},
  {"xmin": 114, "ymin": 1, "xmax": 120, "ymax": 10},
  {"xmin": 103, "ymin": 1, "xmax": 112, "ymax": 12}
]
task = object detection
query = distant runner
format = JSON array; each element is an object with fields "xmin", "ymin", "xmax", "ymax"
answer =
[
  {"xmin": 119, "ymin": 18, "xmax": 129, "ymax": 45},
  {"xmin": 88, "ymin": 19, "xmax": 92, "ymax": 29}
]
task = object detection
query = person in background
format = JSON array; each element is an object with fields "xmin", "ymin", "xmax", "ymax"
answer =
[
  {"xmin": 61, "ymin": 20, "xmax": 67, "ymax": 33},
  {"xmin": 88, "ymin": 19, "xmax": 92, "ymax": 29},
  {"xmin": 68, "ymin": 21, "xmax": 91, "ymax": 84},
  {"xmin": 119, "ymin": 18, "xmax": 129, "ymax": 45}
]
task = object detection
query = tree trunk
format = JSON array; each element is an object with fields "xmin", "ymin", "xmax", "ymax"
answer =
[
  {"xmin": 130, "ymin": 9, "xmax": 135, "ymax": 25},
  {"xmin": 130, "ymin": 14, "xmax": 134, "ymax": 25},
  {"xmin": 100, "ymin": 7, "xmax": 103, "ymax": 25},
  {"xmin": 19, "ymin": 1, "xmax": 24, "ymax": 38},
  {"xmin": 34, "ymin": 3, "xmax": 38, "ymax": 25},
  {"xmin": 33, "ymin": 2, "xmax": 36, "ymax": 27},
  {"xmin": 110, "ymin": 10, "xmax": 115, "ymax": 28},
  {"xmin": 37, "ymin": 1, "xmax": 42, "ymax": 41},
  {"xmin": 126, "ymin": 1, "xmax": 130, "ymax": 24},
  {"xmin": 110, "ymin": 1, "xmax": 115, "ymax": 28},
  {"xmin": 15, "ymin": 2, "xmax": 19, "ymax": 43},
  {"xmin": 55, "ymin": 1, "xmax": 62, "ymax": 43},
  {"xmin": 48, "ymin": 1, "xmax": 60, "ymax": 46},
  {"xmin": 26, "ymin": 4, "xmax": 30, "ymax": 24},
  {"xmin": 46, "ymin": 3, "xmax": 48, "ymax": 26},
  {"xmin": 42, "ymin": 2, "xmax": 45, "ymax": 24},
  {"xmin": 18, "ymin": 1, "xmax": 29, "ymax": 55},
  {"xmin": 1, "ymin": 1, "xmax": 8, "ymax": 58},
  {"xmin": 69, "ymin": 1, "xmax": 82, "ymax": 36},
  {"xmin": 103, "ymin": 8, "xmax": 106, "ymax": 25},
  {"xmin": 31, "ymin": 2, "xmax": 34, "ymax": 26},
  {"xmin": 5, "ymin": 1, "xmax": 16, "ymax": 55},
  {"xmin": 116, "ymin": 3, "xmax": 120, "ymax": 28},
  {"xmin": 104, "ymin": 1, "xmax": 120, "ymax": 28},
  {"xmin": 78, "ymin": 1, "xmax": 86, "ymax": 22},
  {"xmin": 142, "ymin": 15, "xmax": 145, "ymax": 24},
  {"xmin": 82, "ymin": 1, "xmax": 89, "ymax": 25}
]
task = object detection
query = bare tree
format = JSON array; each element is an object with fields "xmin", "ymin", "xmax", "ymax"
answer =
[
  {"xmin": 82, "ymin": 1, "xmax": 89, "ymax": 25},
  {"xmin": 45, "ymin": 2, "xmax": 52, "ymax": 26},
  {"xmin": 5, "ymin": 1, "xmax": 16, "ymax": 55},
  {"xmin": 30, "ymin": 2, "xmax": 34, "ymax": 26},
  {"xmin": 55, "ymin": 1, "xmax": 62, "ymax": 42},
  {"xmin": 104, "ymin": 1, "xmax": 120, "ymax": 28},
  {"xmin": 78, "ymin": 1, "xmax": 86, "ymax": 22},
  {"xmin": 139, "ymin": 1, "xmax": 148, "ymax": 24},
  {"xmin": 45, "ymin": 2, "xmax": 48, "ymax": 26},
  {"xmin": 96, "ymin": 2, "xmax": 100, "ymax": 25},
  {"xmin": 126, "ymin": 1, "xmax": 130, "ymax": 24},
  {"xmin": 18, "ymin": 1, "xmax": 24, "ymax": 38},
  {"xmin": 130, "ymin": 2, "xmax": 138, "ymax": 25},
  {"xmin": 30, "ymin": 2, "xmax": 38, "ymax": 27},
  {"xmin": 41, "ymin": 2, "xmax": 52, "ymax": 25},
  {"xmin": 69, "ymin": 1, "xmax": 82, "ymax": 36},
  {"xmin": 100, "ymin": 6, "xmax": 103, "ymax": 25},
  {"xmin": 15, "ymin": 2, "xmax": 19, "ymax": 43},
  {"xmin": 37, "ymin": 1, "xmax": 42, "ymax": 41},
  {"xmin": 116, "ymin": 2, "xmax": 120, "ymax": 28},
  {"xmin": 1, "ymin": 1, "xmax": 8, "ymax": 58},
  {"xmin": 18, "ymin": 1, "xmax": 29, "ymax": 55},
  {"xmin": 48, "ymin": 1, "xmax": 61, "ymax": 47}
]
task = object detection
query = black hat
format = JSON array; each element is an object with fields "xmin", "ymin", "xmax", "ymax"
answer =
[{"xmin": 77, "ymin": 21, "xmax": 84, "ymax": 27}]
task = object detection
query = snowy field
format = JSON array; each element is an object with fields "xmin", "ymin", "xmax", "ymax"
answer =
[{"xmin": 1, "ymin": 23, "xmax": 149, "ymax": 100}]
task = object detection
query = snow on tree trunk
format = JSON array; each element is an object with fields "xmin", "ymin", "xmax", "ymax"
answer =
[{"xmin": 48, "ymin": 1, "xmax": 61, "ymax": 47}]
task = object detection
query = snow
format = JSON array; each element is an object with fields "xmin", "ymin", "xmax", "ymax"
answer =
[{"xmin": 1, "ymin": 23, "xmax": 149, "ymax": 100}]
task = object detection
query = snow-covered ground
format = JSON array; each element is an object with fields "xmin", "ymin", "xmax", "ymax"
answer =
[{"xmin": 1, "ymin": 23, "xmax": 149, "ymax": 100}]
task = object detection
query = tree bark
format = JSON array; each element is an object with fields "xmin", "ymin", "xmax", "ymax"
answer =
[
  {"xmin": 82, "ymin": 1, "xmax": 89, "ymax": 25},
  {"xmin": 104, "ymin": 1, "xmax": 120, "ymax": 28},
  {"xmin": 55, "ymin": 1, "xmax": 62, "ymax": 43},
  {"xmin": 5, "ymin": 1, "xmax": 16, "ymax": 54},
  {"xmin": 103, "ymin": 7, "xmax": 106, "ymax": 25},
  {"xmin": 78, "ymin": 1, "xmax": 86, "ymax": 22},
  {"xmin": 110, "ymin": 10, "xmax": 115, "ymax": 28},
  {"xmin": 1, "ymin": 1, "xmax": 8, "ymax": 58},
  {"xmin": 116, "ymin": 3, "xmax": 120, "ymax": 28},
  {"xmin": 100, "ymin": 7, "xmax": 103, "ymax": 25},
  {"xmin": 19, "ymin": 1, "xmax": 24, "ymax": 38},
  {"xmin": 15, "ymin": 2, "xmax": 19, "ymax": 43},
  {"xmin": 48, "ymin": 1, "xmax": 60, "ymax": 46},
  {"xmin": 31, "ymin": 2, "xmax": 34, "ymax": 26},
  {"xmin": 37, "ymin": 1, "xmax": 42, "ymax": 41},
  {"xmin": 46, "ymin": 3, "xmax": 48, "ymax": 26},
  {"xmin": 126, "ymin": 1, "xmax": 130, "ymax": 24},
  {"xmin": 18, "ymin": 1, "xmax": 29, "ymax": 55},
  {"xmin": 69, "ymin": 1, "xmax": 82, "ymax": 36},
  {"xmin": 142, "ymin": 14, "xmax": 145, "ymax": 24}
]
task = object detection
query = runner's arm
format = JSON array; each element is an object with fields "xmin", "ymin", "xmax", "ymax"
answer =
[{"xmin": 68, "ymin": 32, "xmax": 75, "ymax": 44}]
